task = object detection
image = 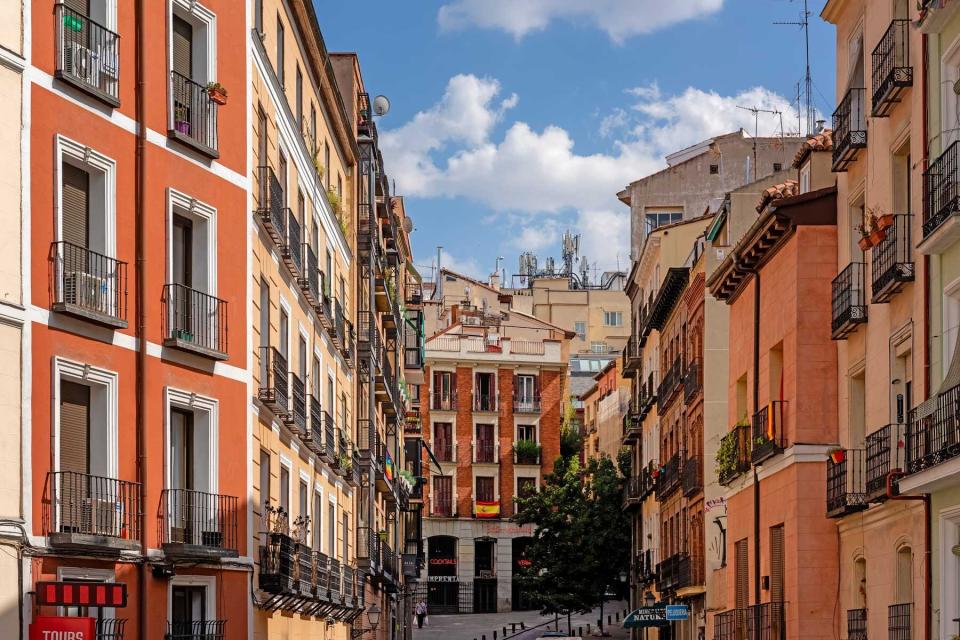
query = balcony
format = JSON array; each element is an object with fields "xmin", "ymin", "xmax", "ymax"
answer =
[
  {"xmin": 162, "ymin": 284, "xmax": 228, "ymax": 360},
  {"xmin": 621, "ymin": 335, "xmax": 642, "ymax": 378},
  {"xmin": 356, "ymin": 526, "xmax": 380, "ymax": 573},
  {"xmin": 169, "ymin": 71, "xmax": 219, "ymax": 158},
  {"xmin": 472, "ymin": 440, "xmax": 499, "ymax": 464},
  {"xmin": 635, "ymin": 548, "xmax": 658, "ymax": 586},
  {"xmin": 745, "ymin": 602, "xmax": 786, "ymax": 640},
  {"xmin": 298, "ymin": 243, "xmax": 320, "ymax": 306},
  {"xmin": 622, "ymin": 410, "xmax": 641, "ymax": 444},
  {"xmin": 513, "ymin": 393, "xmax": 541, "ymax": 414},
  {"xmin": 682, "ymin": 456, "xmax": 702, "ymax": 496},
  {"xmin": 907, "ymin": 381, "xmax": 960, "ymax": 474},
  {"xmin": 871, "ymin": 214, "xmax": 914, "ymax": 303},
  {"xmin": 50, "ymin": 241, "xmax": 128, "ymax": 328},
  {"xmin": 656, "ymin": 552, "xmax": 691, "ymax": 594},
  {"xmin": 713, "ymin": 610, "xmax": 738, "ymax": 640},
  {"xmin": 256, "ymin": 165, "xmax": 286, "ymax": 247},
  {"xmin": 826, "ymin": 449, "xmax": 867, "ymax": 518},
  {"xmin": 96, "ymin": 620, "xmax": 127, "ymax": 640},
  {"xmin": 258, "ymin": 347, "xmax": 289, "ymax": 419},
  {"xmin": 847, "ymin": 608, "xmax": 867, "ymax": 640},
  {"xmin": 656, "ymin": 452, "xmax": 682, "ymax": 499},
  {"xmin": 432, "ymin": 439, "xmax": 456, "ymax": 463},
  {"xmin": 357, "ymin": 419, "xmax": 380, "ymax": 469},
  {"xmin": 752, "ymin": 402, "xmax": 786, "ymax": 464},
  {"xmin": 832, "ymin": 263, "xmax": 868, "ymax": 339},
  {"xmin": 718, "ymin": 424, "xmax": 752, "ymax": 485},
  {"xmin": 281, "ymin": 210, "xmax": 303, "ymax": 278},
  {"xmin": 865, "ymin": 424, "xmax": 903, "ymax": 502},
  {"xmin": 638, "ymin": 372, "xmax": 658, "ymax": 421},
  {"xmin": 657, "ymin": 357, "xmax": 683, "ymax": 407},
  {"xmin": 431, "ymin": 496, "xmax": 454, "ymax": 518},
  {"xmin": 165, "ymin": 621, "xmax": 226, "ymax": 640},
  {"xmin": 832, "ymin": 88, "xmax": 867, "ymax": 172},
  {"xmin": 472, "ymin": 392, "xmax": 498, "ymax": 413},
  {"xmin": 318, "ymin": 409, "xmax": 337, "ymax": 465},
  {"xmin": 55, "ymin": 3, "xmax": 119, "ymax": 106},
  {"xmin": 43, "ymin": 471, "xmax": 141, "ymax": 551},
  {"xmin": 888, "ymin": 603, "xmax": 911, "ymax": 640},
  {"xmin": 159, "ymin": 489, "xmax": 239, "ymax": 558},
  {"xmin": 304, "ymin": 394, "xmax": 324, "ymax": 456},
  {"xmin": 871, "ymin": 20, "xmax": 912, "ymax": 117},
  {"xmin": 684, "ymin": 359, "xmax": 702, "ymax": 402},
  {"xmin": 512, "ymin": 441, "xmax": 542, "ymax": 466},
  {"xmin": 921, "ymin": 140, "xmax": 960, "ymax": 248},
  {"xmin": 332, "ymin": 298, "xmax": 346, "ymax": 350},
  {"xmin": 431, "ymin": 390, "xmax": 457, "ymax": 412},
  {"xmin": 284, "ymin": 373, "xmax": 307, "ymax": 436}
]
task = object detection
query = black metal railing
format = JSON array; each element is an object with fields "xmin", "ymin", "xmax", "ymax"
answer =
[
  {"xmin": 162, "ymin": 283, "xmax": 228, "ymax": 357},
  {"xmin": 872, "ymin": 214, "xmax": 914, "ymax": 302},
  {"xmin": 306, "ymin": 394, "xmax": 324, "ymax": 455},
  {"xmin": 256, "ymin": 165, "xmax": 286, "ymax": 242},
  {"xmin": 300, "ymin": 243, "xmax": 320, "ymax": 304},
  {"xmin": 622, "ymin": 476, "xmax": 643, "ymax": 509},
  {"xmin": 321, "ymin": 409, "xmax": 337, "ymax": 463},
  {"xmin": 745, "ymin": 602, "xmax": 786, "ymax": 640},
  {"xmin": 684, "ymin": 359, "xmax": 702, "ymax": 402},
  {"xmin": 333, "ymin": 298, "xmax": 346, "ymax": 341},
  {"xmin": 431, "ymin": 390, "xmax": 457, "ymax": 411},
  {"xmin": 258, "ymin": 532, "xmax": 298, "ymax": 594},
  {"xmin": 513, "ymin": 392, "xmax": 541, "ymax": 413},
  {"xmin": 96, "ymin": 619, "xmax": 127, "ymax": 640},
  {"xmin": 656, "ymin": 553, "xmax": 691, "ymax": 593},
  {"xmin": 635, "ymin": 548, "xmax": 658, "ymax": 585},
  {"xmin": 682, "ymin": 456, "xmax": 702, "ymax": 496},
  {"xmin": 283, "ymin": 210, "xmax": 303, "ymax": 275},
  {"xmin": 907, "ymin": 382, "xmax": 960, "ymax": 473},
  {"xmin": 832, "ymin": 262, "xmax": 868, "ymax": 339},
  {"xmin": 473, "ymin": 440, "xmax": 498, "ymax": 464},
  {"xmin": 44, "ymin": 471, "xmax": 141, "ymax": 543},
  {"xmin": 866, "ymin": 424, "xmax": 904, "ymax": 501},
  {"xmin": 170, "ymin": 71, "xmax": 218, "ymax": 156},
  {"xmin": 258, "ymin": 346, "xmax": 289, "ymax": 417},
  {"xmin": 752, "ymin": 402, "xmax": 787, "ymax": 463},
  {"xmin": 50, "ymin": 241, "xmax": 128, "ymax": 325},
  {"xmin": 714, "ymin": 610, "xmax": 737, "ymax": 640},
  {"xmin": 718, "ymin": 424, "xmax": 752, "ymax": 485},
  {"xmin": 473, "ymin": 392, "xmax": 497, "ymax": 412},
  {"xmin": 159, "ymin": 489, "xmax": 238, "ymax": 552},
  {"xmin": 826, "ymin": 449, "xmax": 867, "ymax": 518},
  {"xmin": 833, "ymin": 87, "xmax": 867, "ymax": 171},
  {"xmin": 657, "ymin": 357, "xmax": 683, "ymax": 406},
  {"xmin": 286, "ymin": 372, "xmax": 307, "ymax": 435},
  {"xmin": 872, "ymin": 19, "xmax": 912, "ymax": 117},
  {"xmin": 923, "ymin": 140, "xmax": 960, "ymax": 238},
  {"xmin": 847, "ymin": 608, "xmax": 867, "ymax": 640},
  {"xmin": 164, "ymin": 620, "xmax": 226, "ymax": 640},
  {"xmin": 888, "ymin": 603, "xmax": 911, "ymax": 640},
  {"xmin": 55, "ymin": 3, "xmax": 120, "ymax": 105},
  {"xmin": 657, "ymin": 452, "xmax": 682, "ymax": 499},
  {"xmin": 622, "ymin": 410, "xmax": 641, "ymax": 442},
  {"xmin": 622, "ymin": 335, "xmax": 642, "ymax": 376}
]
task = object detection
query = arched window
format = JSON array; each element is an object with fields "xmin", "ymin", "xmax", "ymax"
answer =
[
  {"xmin": 853, "ymin": 557, "xmax": 867, "ymax": 609},
  {"xmin": 895, "ymin": 545, "xmax": 912, "ymax": 604}
]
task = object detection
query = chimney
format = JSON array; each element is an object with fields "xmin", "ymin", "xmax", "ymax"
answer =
[{"xmin": 488, "ymin": 272, "xmax": 501, "ymax": 291}]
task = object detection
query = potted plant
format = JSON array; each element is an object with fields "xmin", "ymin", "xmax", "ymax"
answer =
[
  {"xmin": 174, "ymin": 107, "xmax": 191, "ymax": 135},
  {"xmin": 828, "ymin": 447, "xmax": 846, "ymax": 464},
  {"xmin": 857, "ymin": 223, "xmax": 872, "ymax": 251},
  {"xmin": 173, "ymin": 328, "xmax": 194, "ymax": 342},
  {"xmin": 869, "ymin": 225, "xmax": 887, "ymax": 246},
  {"xmin": 205, "ymin": 82, "xmax": 228, "ymax": 105},
  {"xmin": 327, "ymin": 187, "xmax": 342, "ymax": 216},
  {"xmin": 513, "ymin": 439, "xmax": 542, "ymax": 465},
  {"xmin": 873, "ymin": 209, "xmax": 895, "ymax": 231}
]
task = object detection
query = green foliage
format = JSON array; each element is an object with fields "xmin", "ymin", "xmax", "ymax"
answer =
[
  {"xmin": 617, "ymin": 446, "xmax": 632, "ymax": 477},
  {"xmin": 513, "ymin": 439, "xmax": 542, "ymax": 464},
  {"xmin": 559, "ymin": 401, "xmax": 582, "ymax": 458},
  {"xmin": 715, "ymin": 433, "xmax": 738, "ymax": 481},
  {"xmin": 513, "ymin": 455, "xmax": 630, "ymax": 617}
]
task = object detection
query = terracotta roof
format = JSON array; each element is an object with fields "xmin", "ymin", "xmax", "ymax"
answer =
[
  {"xmin": 792, "ymin": 129, "xmax": 834, "ymax": 168},
  {"xmin": 756, "ymin": 180, "xmax": 799, "ymax": 213}
]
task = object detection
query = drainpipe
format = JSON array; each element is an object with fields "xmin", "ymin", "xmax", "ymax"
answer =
[
  {"xmin": 134, "ymin": 0, "xmax": 148, "ymax": 637},
  {"xmin": 886, "ymin": 473, "xmax": 931, "ymax": 640},
  {"xmin": 752, "ymin": 274, "xmax": 761, "ymax": 608}
]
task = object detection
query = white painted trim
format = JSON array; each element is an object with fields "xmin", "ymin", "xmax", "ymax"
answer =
[
  {"xmin": 20, "ymin": 0, "xmax": 34, "ymax": 564},
  {"xmin": 169, "ymin": 0, "xmax": 218, "ymax": 84},
  {"xmin": 940, "ymin": 505, "xmax": 960, "ymax": 640},
  {"xmin": 898, "ymin": 455, "xmax": 960, "ymax": 494},
  {"xmin": 0, "ymin": 47, "xmax": 26, "ymax": 72},
  {"xmin": 52, "ymin": 356, "xmax": 119, "ymax": 479},
  {"xmin": 164, "ymin": 386, "xmax": 220, "ymax": 495},
  {"xmin": 55, "ymin": 134, "xmax": 117, "ymax": 259},
  {"xmin": 168, "ymin": 574, "xmax": 217, "ymax": 624},
  {"xmin": 167, "ymin": 188, "xmax": 218, "ymax": 296}
]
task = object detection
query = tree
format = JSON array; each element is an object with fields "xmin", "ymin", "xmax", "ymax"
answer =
[{"xmin": 513, "ymin": 449, "xmax": 630, "ymax": 630}]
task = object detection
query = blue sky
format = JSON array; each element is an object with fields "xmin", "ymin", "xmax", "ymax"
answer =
[{"xmin": 316, "ymin": 0, "xmax": 836, "ymax": 282}]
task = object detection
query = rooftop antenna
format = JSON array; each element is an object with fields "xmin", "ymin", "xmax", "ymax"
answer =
[
  {"xmin": 775, "ymin": 0, "xmax": 814, "ymax": 136},
  {"xmin": 736, "ymin": 105, "xmax": 782, "ymax": 181}
]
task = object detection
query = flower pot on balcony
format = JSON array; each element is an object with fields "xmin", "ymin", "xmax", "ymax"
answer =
[
  {"xmin": 869, "ymin": 228, "xmax": 887, "ymax": 245},
  {"xmin": 875, "ymin": 213, "xmax": 895, "ymax": 231},
  {"xmin": 858, "ymin": 236, "xmax": 873, "ymax": 251},
  {"xmin": 208, "ymin": 87, "xmax": 228, "ymax": 105},
  {"xmin": 828, "ymin": 448, "xmax": 845, "ymax": 464},
  {"xmin": 175, "ymin": 120, "xmax": 191, "ymax": 135},
  {"xmin": 173, "ymin": 329, "xmax": 194, "ymax": 342}
]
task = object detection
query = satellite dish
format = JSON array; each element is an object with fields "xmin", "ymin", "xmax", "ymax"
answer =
[
  {"xmin": 402, "ymin": 217, "xmax": 414, "ymax": 233},
  {"xmin": 373, "ymin": 95, "xmax": 391, "ymax": 117}
]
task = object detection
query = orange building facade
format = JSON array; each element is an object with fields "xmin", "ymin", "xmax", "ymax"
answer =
[{"xmin": 29, "ymin": 0, "xmax": 249, "ymax": 638}]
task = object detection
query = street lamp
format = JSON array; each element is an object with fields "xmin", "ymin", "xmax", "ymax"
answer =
[
  {"xmin": 351, "ymin": 604, "xmax": 382, "ymax": 639},
  {"xmin": 644, "ymin": 592, "xmax": 656, "ymax": 608}
]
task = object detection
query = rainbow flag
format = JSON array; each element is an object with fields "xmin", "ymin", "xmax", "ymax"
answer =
[
  {"xmin": 385, "ymin": 451, "xmax": 395, "ymax": 481},
  {"xmin": 475, "ymin": 501, "xmax": 500, "ymax": 518}
]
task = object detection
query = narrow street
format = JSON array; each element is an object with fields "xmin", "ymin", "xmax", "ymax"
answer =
[{"xmin": 414, "ymin": 602, "xmax": 630, "ymax": 640}]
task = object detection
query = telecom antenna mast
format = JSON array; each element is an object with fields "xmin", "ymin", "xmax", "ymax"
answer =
[{"xmin": 775, "ymin": 0, "xmax": 815, "ymax": 136}]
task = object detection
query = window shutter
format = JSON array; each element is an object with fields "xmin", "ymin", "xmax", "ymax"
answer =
[
  {"xmin": 64, "ymin": 0, "xmax": 90, "ymax": 15},
  {"xmin": 61, "ymin": 163, "xmax": 89, "ymax": 251},
  {"xmin": 735, "ymin": 538, "xmax": 749, "ymax": 614},
  {"xmin": 533, "ymin": 375, "xmax": 540, "ymax": 399},
  {"xmin": 59, "ymin": 381, "xmax": 90, "ymax": 474},
  {"xmin": 172, "ymin": 16, "xmax": 193, "ymax": 78},
  {"xmin": 770, "ymin": 525, "xmax": 785, "ymax": 603}
]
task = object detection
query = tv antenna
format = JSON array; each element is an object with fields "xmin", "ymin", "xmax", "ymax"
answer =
[
  {"xmin": 736, "ymin": 105, "xmax": 783, "ymax": 181},
  {"xmin": 775, "ymin": 0, "xmax": 815, "ymax": 136}
]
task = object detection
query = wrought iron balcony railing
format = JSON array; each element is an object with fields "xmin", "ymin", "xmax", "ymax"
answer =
[
  {"xmin": 826, "ymin": 449, "xmax": 867, "ymax": 518},
  {"xmin": 258, "ymin": 346, "xmax": 289, "ymax": 418},
  {"xmin": 159, "ymin": 488, "xmax": 238, "ymax": 557},
  {"xmin": 622, "ymin": 476, "xmax": 643, "ymax": 509},
  {"xmin": 871, "ymin": 19, "xmax": 912, "ymax": 117},
  {"xmin": 299, "ymin": 243, "xmax": 320, "ymax": 306},
  {"xmin": 656, "ymin": 552, "xmax": 691, "ymax": 594},
  {"xmin": 718, "ymin": 424, "xmax": 752, "ymax": 485},
  {"xmin": 684, "ymin": 359, "xmax": 702, "ymax": 402},
  {"xmin": 635, "ymin": 548, "xmax": 658, "ymax": 585},
  {"xmin": 281, "ymin": 210, "xmax": 303, "ymax": 277},
  {"xmin": 622, "ymin": 409, "xmax": 641, "ymax": 443},
  {"xmin": 832, "ymin": 262, "xmax": 868, "ymax": 339},
  {"xmin": 169, "ymin": 71, "xmax": 219, "ymax": 158},
  {"xmin": 44, "ymin": 471, "xmax": 141, "ymax": 550},
  {"xmin": 656, "ymin": 452, "xmax": 682, "ymax": 499},
  {"xmin": 55, "ymin": 3, "xmax": 120, "ymax": 106},
  {"xmin": 907, "ymin": 381, "xmax": 960, "ymax": 474},
  {"xmin": 752, "ymin": 402, "xmax": 787, "ymax": 463},
  {"xmin": 871, "ymin": 214, "xmax": 914, "ymax": 303},
  {"xmin": 513, "ymin": 393, "xmax": 541, "ymax": 413},
  {"xmin": 285, "ymin": 372, "xmax": 307, "ymax": 435},
  {"xmin": 923, "ymin": 140, "xmax": 960, "ymax": 239},
  {"xmin": 621, "ymin": 334, "xmax": 642, "ymax": 377},
  {"xmin": 162, "ymin": 283, "xmax": 228, "ymax": 359},
  {"xmin": 847, "ymin": 608, "xmax": 867, "ymax": 640},
  {"xmin": 833, "ymin": 87, "xmax": 867, "ymax": 172},
  {"xmin": 305, "ymin": 393, "xmax": 324, "ymax": 456},
  {"xmin": 165, "ymin": 620, "xmax": 226, "ymax": 640},
  {"xmin": 96, "ymin": 619, "xmax": 127, "ymax": 640},
  {"xmin": 888, "ymin": 603, "xmax": 911, "ymax": 640},
  {"xmin": 256, "ymin": 165, "xmax": 286, "ymax": 246},
  {"xmin": 473, "ymin": 440, "xmax": 498, "ymax": 464},
  {"xmin": 50, "ymin": 241, "xmax": 128, "ymax": 328},
  {"xmin": 745, "ymin": 602, "xmax": 786, "ymax": 640},
  {"xmin": 472, "ymin": 392, "xmax": 498, "ymax": 412},
  {"xmin": 682, "ymin": 455, "xmax": 702, "ymax": 496},
  {"xmin": 431, "ymin": 390, "xmax": 457, "ymax": 411},
  {"xmin": 713, "ymin": 609, "xmax": 738, "ymax": 640},
  {"xmin": 865, "ymin": 424, "xmax": 904, "ymax": 502},
  {"xmin": 657, "ymin": 357, "xmax": 683, "ymax": 407}
]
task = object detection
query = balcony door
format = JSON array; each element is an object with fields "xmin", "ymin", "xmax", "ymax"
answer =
[
  {"xmin": 432, "ymin": 476, "xmax": 452, "ymax": 516},
  {"xmin": 171, "ymin": 585, "xmax": 207, "ymax": 636},
  {"xmin": 434, "ymin": 422, "xmax": 452, "ymax": 461},
  {"xmin": 171, "ymin": 15, "xmax": 195, "ymax": 128},
  {"xmin": 433, "ymin": 371, "xmax": 453, "ymax": 409},
  {"xmin": 515, "ymin": 374, "xmax": 537, "ymax": 409},
  {"xmin": 476, "ymin": 424, "xmax": 495, "ymax": 463},
  {"xmin": 59, "ymin": 381, "xmax": 90, "ymax": 533},
  {"xmin": 169, "ymin": 408, "xmax": 197, "ymax": 544},
  {"xmin": 475, "ymin": 372, "xmax": 495, "ymax": 410},
  {"xmin": 475, "ymin": 476, "xmax": 495, "ymax": 503}
]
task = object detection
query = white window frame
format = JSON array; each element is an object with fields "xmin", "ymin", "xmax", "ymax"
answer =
[
  {"xmin": 52, "ymin": 357, "xmax": 119, "ymax": 479},
  {"xmin": 163, "ymin": 387, "xmax": 219, "ymax": 494},
  {"xmin": 168, "ymin": 575, "xmax": 217, "ymax": 626},
  {"xmin": 603, "ymin": 311, "xmax": 623, "ymax": 327},
  {"xmin": 939, "ymin": 505, "xmax": 960, "ymax": 640},
  {"xmin": 55, "ymin": 135, "xmax": 117, "ymax": 259},
  {"xmin": 298, "ymin": 469, "xmax": 311, "ymax": 522},
  {"xmin": 515, "ymin": 475, "xmax": 539, "ymax": 499},
  {"xmin": 327, "ymin": 492, "xmax": 337, "ymax": 557},
  {"xmin": 167, "ymin": 188, "xmax": 218, "ymax": 296},
  {"xmin": 312, "ymin": 483, "xmax": 323, "ymax": 550},
  {"xmin": 942, "ymin": 276, "xmax": 960, "ymax": 381},
  {"xmin": 168, "ymin": 0, "xmax": 218, "ymax": 130},
  {"xmin": 942, "ymin": 35, "xmax": 960, "ymax": 148}
]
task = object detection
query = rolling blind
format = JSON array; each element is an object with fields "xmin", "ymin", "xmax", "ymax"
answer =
[
  {"xmin": 735, "ymin": 538, "xmax": 749, "ymax": 611},
  {"xmin": 63, "ymin": 0, "xmax": 90, "ymax": 15},
  {"xmin": 59, "ymin": 381, "xmax": 90, "ymax": 474},
  {"xmin": 61, "ymin": 163, "xmax": 89, "ymax": 250},
  {"xmin": 770, "ymin": 525, "xmax": 785, "ymax": 603},
  {"xmin": 172, "ymin": 16, "xmax": 193, "ymax": 78}
]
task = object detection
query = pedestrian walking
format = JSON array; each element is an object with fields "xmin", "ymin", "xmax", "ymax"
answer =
[{"xmin": 415, "ymin": 599, "xmax": 428, "ymax": 629}]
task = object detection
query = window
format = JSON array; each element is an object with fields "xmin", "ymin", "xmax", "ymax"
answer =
[
  {"xmin": 517, "ymin": 424, "xmax": 536, "ymax": 442},
  {"xmin": 295, "ymin": 65, "xmax": 303, "ymax": 128},
  {"xmin": 603, "ymin": 311, "xmax": 623, "ymax": 327},
  {"xmin": 644, "ymin": 211, "xmax": 683, "ymax": 235},
  {"xmin": 59, "ymin": 569, "xmax": 116, "ymax": 626},
  {"xmin": 312, "ymin": 491, "xmax": 322, "ymax": 550},
  {"xmin": 327, "ymin": 502, "xmax": 335, "ymax": 555},
  {"xmin": 169, "ymin": 1, "xmax": 216, "ymax": 147},
  {"xmin": 171, "ymin": 583, "xmax": 212, "ymax": 636},
  {"xmin": 590, "ymin": 341, "xmax": 608, "ymax": 354},
  {"xmin": 475, "ymin": 424, "xmax": 495, "ymax": 463},
  {"xmin": 259, "ymin": 449, "xmax": 270, "ymax": 512},
  {"xmin": 709, "ymin": 164, "xmax": 719, "ymax": 175},
  {"xmin": 517, "ymin": 477, "xmax": 537, "ymax": 500},
  {"xmin": 312, "ymin": 356, "xmax": 321, "ymax": 397},
  {"xmin": 339, "ymin": 392, "xmax": 347, "ymax": 433},
  {"xmin": 325, "ymin": 249, "xmax": 333, "ymax": 296},
  {"xmin": 799, "ymin": 163, "xmax": 811, "ymax": 194},
  {"xmin": 773, "ymin": 162, "xmax": 783, "ymax": 172},
  {"xmin": 275, "ymin": 14, "xmax": 284, "ymax": 86},
  {"xmin": 433, "ymin": 476, "xmax": 453, "ymax": 516},
  {"xmin": 574, "ymin": 321, "xmax": 586, "ymax": 341},
  {"xmin": 327, "ymin": 374, "xmax": 335, "ymax": 411},
  {"xmin": 433, "ymin": 371, "xmax": 455, "ymax": 409},
  {"xmin": 168, "ymin": 189, "xmax": 216, "ymax": 295},
  {"xmin": 337, "ymin": 173, "xmax": 342, "ymax": 198},
  {"xmin": 309, "ymin": 104, "xmax": 317, "ymax": 152},
  {"xmin": 474, "ymin": 372, "xmax": 496, "ymax": 411},
  {"xmin": 279, "ymin": 307, "xmax": 289, "ymax": 360},
  {"xmin": 324, "ymin": 141, "xmax": 330, "ymax": 189},
  {"xmin": 475, "ymin": 476, "xmax": 495, "ymax": 502},
  {"xmin": 298, "ymin": 336, "xmax": 307, "ymax": 380},
  {"xmin": 279, "ymin": 465, "xmax": 289, "ymax": 523},
  {"xmin": 278, "ymin": 150, "xmax": 288, "ymax": 201},
  {"xmin": 515, "ymin": 374, "xmax": 538, "ymax": 408},
  {"xmin": 256, "ymin": 104, "xmax": 268, "ymax": 169},
  {"xmin": 342, "ymin": 512, "xmax": 349, "ymax": 562},
  {"xmin": 254, "ymin": 0, "xmax": 263, "ymax": 34},
  {"xmin": 433, "ymin": 422, "xmax": 453, "ymax": 461},
  {"xmin": 165, "ymin": 388, "xmax": 217, "ymax": 495}
]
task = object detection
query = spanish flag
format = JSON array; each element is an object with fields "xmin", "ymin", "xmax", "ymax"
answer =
[{"xmin": 475, "ymin": 501, "xmax": 500, "ymax": 518}]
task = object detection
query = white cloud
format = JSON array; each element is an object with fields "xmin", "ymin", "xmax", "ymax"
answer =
[
  {"xmin": 439, "ymin": 249, "xmax": 486, "ymax": 281},
  {"xmin": 599, "ymin": 108, "xmax": 629, "ymax": 138},
  {"xmin": 438, "ymin": 0, "xmax": 724, "ymax": 43}
]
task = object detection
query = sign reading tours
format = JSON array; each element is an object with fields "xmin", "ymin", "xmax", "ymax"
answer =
[{"xmin": 30, "ymin": 616, "xmax": 96, "ymax": 640}]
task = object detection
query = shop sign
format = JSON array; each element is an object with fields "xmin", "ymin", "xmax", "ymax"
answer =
[
  {"xmin": 30, "ymin": 616, "xmax": 96, "ymax": 640},
  {"xmin": 427, "ymin": 576, "xmax": 458, "ymax": 582},
  {"xmin": 429, "ymin": 558, "xmax": 457, "ymax": 566},
  {"xmin": 36, "ymin": 581, "xmax": 127, "ymax": 608},
  {"xmin": 623, "ymin": 605, "xmax": 689, "ymax": 628}
]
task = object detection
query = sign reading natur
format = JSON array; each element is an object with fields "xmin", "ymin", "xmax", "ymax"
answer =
[
  {"xmin": 623, "ymin": 605, "xmax": 690, "ymax": 628},
  {"xmin": 30, "ymin": 616, "xmax": 96, "ymax": 640}
]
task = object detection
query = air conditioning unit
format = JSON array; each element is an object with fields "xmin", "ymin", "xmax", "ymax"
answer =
[
  {"xmin": 63, "ymin": 41, "xmax": 94, "ymax": 84},
  {"xmin": 88, "ymin": 497, "xmax": 123, "ymax": 537},
  {"xmin": 63, "ymin": 271, "xmax": 111, "ymax": 314}
]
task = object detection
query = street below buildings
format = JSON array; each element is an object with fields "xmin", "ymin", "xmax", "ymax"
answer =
[{"xmin": 413, "ymin": 602, "xmax": 630, "ymax": 640}]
